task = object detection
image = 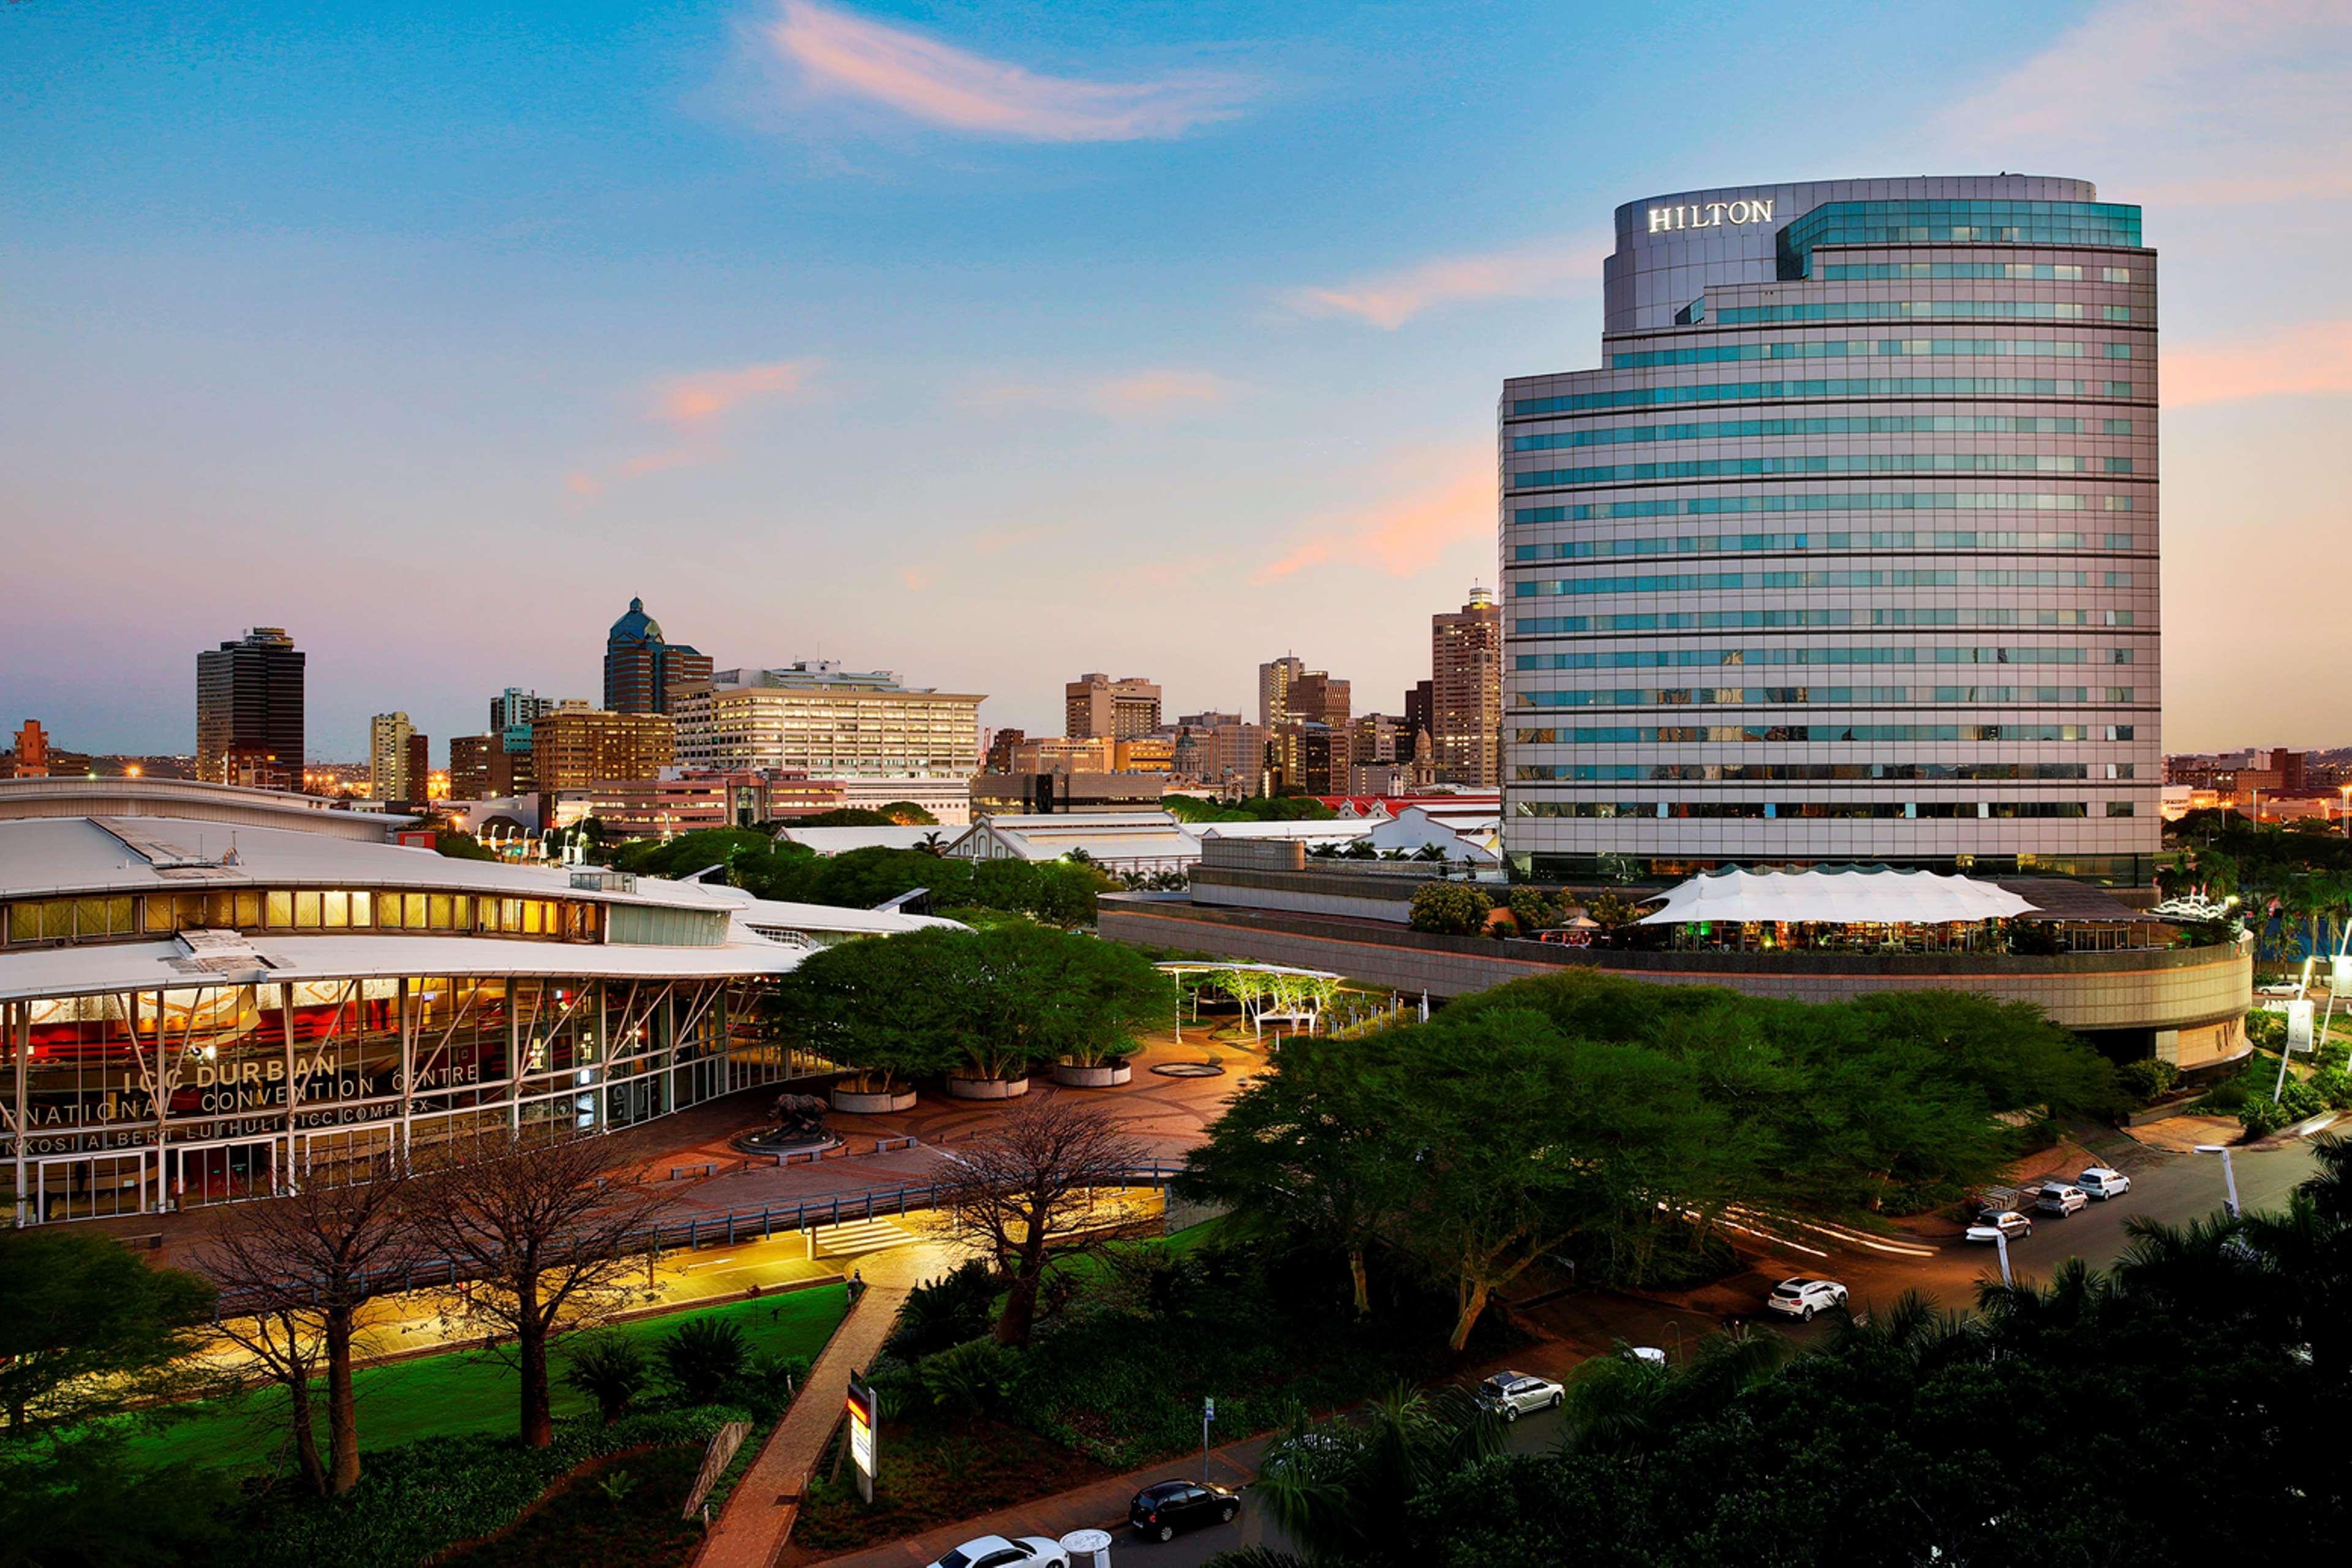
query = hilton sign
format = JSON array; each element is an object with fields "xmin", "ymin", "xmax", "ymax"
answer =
[{"xmin": 1648, "ymin": 198, "xmax": 1775, "ymax": 233}]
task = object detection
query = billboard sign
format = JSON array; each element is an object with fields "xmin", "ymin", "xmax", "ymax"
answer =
[{"xmin": 2287, "ymin": 1000, "xmax": 2316, "ymax": 1054}]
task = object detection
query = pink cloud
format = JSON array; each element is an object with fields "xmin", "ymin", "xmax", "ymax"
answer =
[
  {"xmin": 2169, "ymin": 320, "xmax": 2352, "ymax": 406},
  {"xmin": 652, "ymin": 359, "xmax": 820, "ymax": 426},
  {"xmin": 1253, "ymin": 444, "xmax": 1494, "ymax": 585},
  {"xmin": 763, "ymin": 1, "xmax": 1251, "ymax": 143},
  {"xmin": 1281, "ymin": 236, "xmax": 1608, "ymax": 330}
]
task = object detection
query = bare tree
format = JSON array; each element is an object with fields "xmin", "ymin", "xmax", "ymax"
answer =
[
  {"xmin": 202, "ymin": 1158, "xmax": 424, "ymax": 1494},
  {"xmin": 411, "ymin": 1134, "xmax": 666, "ymax": 1447},
  {"xmin": 934, "ymin": 1093, "xmax": 1145, "ymax": 1346}
]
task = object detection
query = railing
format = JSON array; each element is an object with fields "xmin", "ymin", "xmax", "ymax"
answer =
[{"xmin": 209, "ymin": 1160, "xmax": 1190, "ymax": 1316}]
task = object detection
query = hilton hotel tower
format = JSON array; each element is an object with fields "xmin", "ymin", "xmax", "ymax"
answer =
[{"xmin": 1500, "ymin": 176, "xmax": 2158, "ymax": 885}]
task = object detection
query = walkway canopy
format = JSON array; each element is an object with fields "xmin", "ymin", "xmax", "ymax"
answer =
[{"xmin": 1637, "ymin": 865, "xmax": 2035, "ymax": 926}]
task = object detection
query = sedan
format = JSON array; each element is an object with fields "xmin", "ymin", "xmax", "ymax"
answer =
[
  {"xmin": 2076, "ymin": 1166, "xmax": 2132, "ymax": 1200},
  {"xmin": 929, "ymin": 1536, "xmax": 1068, "ymax": 1568},
  {"xmin": 1475, "ymin": 1371, "xmax": 1567, "ymax": 1420},
  {"xmin": 1967, "ymin": 1210, "xmax": 2033, "ymax": 1242},
  {"xmin": 1765, "ymin": 1277, "xmax": 1849, "ymax": 1321},
  {"xmin": 1129, "ymin": 1480, "xmax": 1238, "ymax": 1542}
]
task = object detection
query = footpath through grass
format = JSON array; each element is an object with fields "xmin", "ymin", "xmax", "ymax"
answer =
[{"xmin": 130, "ymin": 1285, "xmax": 848, "ymax": 1477}]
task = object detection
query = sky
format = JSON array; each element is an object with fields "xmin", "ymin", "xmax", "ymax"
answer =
[{"xmin": 4, "ymin": 0, "xmax": 2350, "ymax": 760}]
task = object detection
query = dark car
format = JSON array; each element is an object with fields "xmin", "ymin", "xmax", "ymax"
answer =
[{"xmin": 1129, "ymin": 1479, "xmax": 1239, "ymax": 1542}]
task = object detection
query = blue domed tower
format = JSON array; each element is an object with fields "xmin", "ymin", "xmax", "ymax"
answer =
[{"xmin": 603, "ymin": 597, "xmax": 710, "ymax": 714}]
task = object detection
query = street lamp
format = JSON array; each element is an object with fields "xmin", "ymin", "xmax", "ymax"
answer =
[
  {"xmin": 2193, "ymin": 1143, "xmax": 2242, "ymax": 1221},
  {"xmin": 1991, "ymin": 1224, "xmax": 2013, "ymax": 1288},
  {"xmin": 2340, "ymin": 784, "xmax": 2351, "ymax": 840}
]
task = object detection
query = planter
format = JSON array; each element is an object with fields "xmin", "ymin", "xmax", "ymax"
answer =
[
  {"xmin": 830, "ymin": 1085, "xmax": 916, "ymax": 1115},
  {"xmin": 944, "ymin": 1074, "xmax": 1031, "ymax": 1101},
  {"xmin": 1050, "ymin": 1060, "xmax": 1132, "ymax": 1088}
]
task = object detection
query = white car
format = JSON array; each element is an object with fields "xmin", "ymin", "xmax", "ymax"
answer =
[
  {"xmin": 1967, "ymin": 1210, "xmax": 2034, "ymax": 1242},
  {"xmin": 1765, "ymin": 1277, "xmax": 1849, "ymax": 1321},
  {"xmin": 928, "ymin": 1536, "xmax": 1069, "ymax": 1568},
  {"xmin": 2257, "ymin": 981, "xmax": 2301, "ymax": 998},
  {"xmin": 1475, "ymin": 1370, "xmax": 1566, "ymax": 1420},
  {"xmin": 2076, "ymin": 1166, "xmax": 2132, "ymax": 1200}
]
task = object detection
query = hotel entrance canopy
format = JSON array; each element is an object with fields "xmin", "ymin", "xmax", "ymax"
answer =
[{"xmin": 1637, "ymin": 866, "xmax": 2035, "ymax": 927}]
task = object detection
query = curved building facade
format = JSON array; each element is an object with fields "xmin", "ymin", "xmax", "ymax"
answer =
[
  {"xmin": 0, "ymin": 778, "xmax": 953, "ymax": 1225},
  {"xmin": 1502, "ymin": 175, "xmax": 2158, "ymax": 883}
]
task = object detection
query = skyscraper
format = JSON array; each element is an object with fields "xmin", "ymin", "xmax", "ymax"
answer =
[
  {"xmin": 1501, "ymin": 175, "xmax": 2158, "ymax": 882},
  {"xmin": 603, "ymin": 598, "xmax": 711, "ymax": 715},
  {"xmin": 1432, "ymin": 586, "xmax": 1503, "ymax": 786},
  {"xmin": 1404, "ymin": 679, "xmax": 1434, "ymax": 761},
  {"xmin": 195, "ymin": 627, "xmax": 304, "ymax": 789},
  {"xmin": 1064, "ymin": 673, "xmax": 1164, "ymax": 739},
  {"xmin": 369, "ymin": 712, "xmax": 415, "ymax": 801},
  {"xmin": 1258, "ymin": 655, "xmax": 1305, "ymax": 727},
  {"xmin": 1288, "ymin": 671, "xmax": 1351, "ymax": 731}
]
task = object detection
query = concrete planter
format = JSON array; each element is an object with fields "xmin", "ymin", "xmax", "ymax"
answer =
[
  {"xmin": 944, "ymin": 1074, "xmax": 1031, "ymax": 1101},
  {"xmin": 1050, "ymin": 1060, "xmax": 1132, "ymax": 1088},
  {"xmin": 830, "ymin": 1085, "xmax": 916, "ymax": 1115}
]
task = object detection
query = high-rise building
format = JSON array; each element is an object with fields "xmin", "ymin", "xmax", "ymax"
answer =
[
  {"xmin": 984, "ymin": 728, "xmax": 1027, "ymax": 774},
  {"xmin": 491, "ymin": 687, "xmax": 555, "ymax": 747},
  {"xmin": 1432, "ymin": 586, "xmax": 1503, "ymax": 786},
  {"xmin": 1258, "ymin": 655, "xmax": 1305, "ymax": 727},
  {"xmin": 195, "ymin": 627, "xmax": 304, "ymax": 789},
  {"xmin": 406, "ymin": 731, "xmax": 431, "ymax": 801},
  {"xmin": 1005, "ymin": 736, "xmax": 1115, "ymax": 774},
  {"xmin": 529, "ymin": 709, "xmax": 677, "ymax": 793},
  {"xmin": 1501, "ymin": 175, "xmax": 2159, "ymax": 882},
  {"xmin": 10, "ymin": 720, "xmax": 49, "ymax": 780},
  {"xmin": 1065, "ymin": 673, "xmax": 1163, "ymax": 739},
  {"xmin": 369, "ymin": 712, "xmax": 415, "ymax": 801},
  {"xmin": 1267, "ymin": 724, "xmax": 1338, "ymax": 795},
  {"xmin": 1403, "ymin": 680, "xmax": 1434, "ymax": 761},
  {"xmin": 1174, "ymin": 721, "xmax": 1271, "ymax": 786},
  {"xmin": 603, "ymin": 598, "xmax": 711, "ymax": 715},
  {"xmin": 1289, "ymin": 671, "xmax": 1351, "ymax": 732},
  {"xmin": 673, "ymin": 663, "xmax": 984, "ymax": 779},
  {"xmin": 448, "ymin": 734, "xmax": 499, "ymax": 801}
]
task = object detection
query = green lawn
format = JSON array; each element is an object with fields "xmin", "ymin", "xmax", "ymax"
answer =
[{"xmin": 128, "ymin": 1285, "xmax": 848, "ymax": 1477}]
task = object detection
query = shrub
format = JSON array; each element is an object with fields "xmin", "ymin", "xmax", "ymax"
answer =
[
  {"xmin": 660, "ymin": 1317, "xmax": 750, "ymax": 1404},
  {"xmin": 919, "ymin": 1337, "xmax": 1018, "ymax": 1419},
  {"xmin": 2240, "ymin": 1096, "xmax": 2290, "ymax": 1137},
  {"xmin": 2118, "ymin": 1058, "xmax": 2183, "ymax": 1104},
  {"xmin": 1409, "ymin": 882, "xmax": 1491, "ymax": 937},
  {"xmin": 562, "ymin": 1333, "xmax": 650, "ymax": 1425},
  {"xmin": 1507, "ymin": 888, "xmax": 1561, "ymax": 934},
  {"xmin": 887, "ymin": 1260, "xmax": 1002, "ymax": 1361}
]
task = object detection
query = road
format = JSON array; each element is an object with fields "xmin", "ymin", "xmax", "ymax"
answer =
[{"xmin": 1058, "ymin": 1136, "xmax": 2325, "ymax": 1567}]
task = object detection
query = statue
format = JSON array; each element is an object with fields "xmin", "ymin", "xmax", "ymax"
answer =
[{"xmin": 768, "ymin": 1092, "xmax": 831, "ymax": 1142}]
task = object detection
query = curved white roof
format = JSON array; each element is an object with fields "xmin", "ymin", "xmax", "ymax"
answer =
[{"xmin": 1637, "ymin": 866, "xmax": 2035, "ymax": 926}]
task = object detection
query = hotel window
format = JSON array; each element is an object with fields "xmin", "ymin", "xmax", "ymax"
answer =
[
  {"xmin": 295, "ymin": 891, "xmax": 322, "ymax": 927},
  {"xmin": 266, "ymin": 891, "xmax": 294, "ymax": 929}
]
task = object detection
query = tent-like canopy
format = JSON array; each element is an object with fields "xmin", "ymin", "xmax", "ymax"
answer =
[{"xmin": 1637, "ymin": 865, "xmax": 2035, "ymax": 927}]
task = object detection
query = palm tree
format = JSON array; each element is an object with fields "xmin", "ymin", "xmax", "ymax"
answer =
[{"xmin": 1558, "ymin": 1331, "xmax": 1789, "ymax": 1461}]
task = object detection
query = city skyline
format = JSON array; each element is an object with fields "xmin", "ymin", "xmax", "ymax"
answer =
[{"xmin": 6, "ymin": 0, "xmax": 2351, "ymax": 756}]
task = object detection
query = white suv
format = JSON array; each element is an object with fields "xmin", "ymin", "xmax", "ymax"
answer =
[
  {"xmin": 1476, "ymin": 1371, "xmax": 1566, "ymax": 1420},
  {"xmin": 1765, "ymin": 1277, "xmax": 1849, "ymax": 1321}
]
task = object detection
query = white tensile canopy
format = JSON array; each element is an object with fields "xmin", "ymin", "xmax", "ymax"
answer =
[{"xmin": 1636, "ymin": 866, "xmax": 2036, "ymax": 926}]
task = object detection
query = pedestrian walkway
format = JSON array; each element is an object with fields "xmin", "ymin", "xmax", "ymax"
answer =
[{"xmin": 699, "ymin": 1242, "xmax": 950, "ymax": 1568}]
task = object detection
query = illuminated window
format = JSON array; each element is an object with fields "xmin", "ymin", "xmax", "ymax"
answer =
[
  {"xmin": 266, "ymin": 892, "xmax": 294, "ymax": 929},
  {"xmin": 295, "ymin": 891, "xmax": 322, "ymax": 928},
  {"xmin": 323, "ymin": 891, "xmax": 350, "ymax": 929}
]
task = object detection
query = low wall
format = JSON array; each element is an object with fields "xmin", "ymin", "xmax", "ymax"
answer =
[{"xmin": 1100, "ymin": 894, "xmax": 2252, "ymax": 1037}]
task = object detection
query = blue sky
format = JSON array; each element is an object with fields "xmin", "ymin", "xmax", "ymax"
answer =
[{"xmin": 4, "ymin": 0, "xmax": 2349, "ymax": 758}]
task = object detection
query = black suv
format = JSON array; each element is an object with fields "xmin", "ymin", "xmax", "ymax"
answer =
[{"xmin": 1129, "ymin": 1480, "xmax": 1239, "ymax": 1541}]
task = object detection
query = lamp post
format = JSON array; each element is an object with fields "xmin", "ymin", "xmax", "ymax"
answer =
[
  {"xmin": 1992, "ymin": 1226, "xmax": 2014, "ymax": 1288},
  {"xmin": 2193, "ymin": 1143, "xmax": 2242, "ymax": 1221},
  {"xmin": 2340, "ymin": 784, "xmax": 2351, "ymax": 841}
]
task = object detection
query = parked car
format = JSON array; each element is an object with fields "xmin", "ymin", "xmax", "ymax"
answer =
[
  {"xmin": 1967, "ymin": 1209, "xmax": 2034, "ymax": 1242},
  {"xmin": 1765, "ymin": 1277, "xmax": 1849, "ymax": 1321},
  {"xmin": 1476, "ymin": 1370, "xmax": 1567, "ymax": 1420},
  {"xmin": 928, "ymin": 1536, "xmax": 1069, "ymax": 1568},
  {"xmin": 2035, "ymin": 1183, "xmax": 2089, "ymax": 1216},
  {"xmin": 2257, "ymin": 981, "xmax": 2301, "ymax": 998},
  {"xmin": 1129, "ymin": 1480, "xmax": 1239, "ymax": 1542},
  {"xmin": 2076, "ymin": 1166, "xmax": 2132, "ymax": 1200}
]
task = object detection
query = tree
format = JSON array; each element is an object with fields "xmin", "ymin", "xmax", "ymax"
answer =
[
  {"xmin": 1179, "ymin": 1035, "xmax": 1415, "ymax": 1314},
  {"xmin": 932, "ymin": 1093, "xmax": 1144, "ymax": 1345},
  {"xmin": 658, "ymin": 1316, "xmax": 750, "ymax": 1403},
  {"xmin": 1251, "ymin": 1385, "xmax": 1500, "ymax": 1565},
  {"xmin": 1408, "ymin": 881, "xmax": 1490, "ymax": 935},
  {"xmin": 411, "ymin": 1136, "xmax": 666, "ymax": 1446},
  {"xmin": 562, "ymin": 1334, "xmax": 650, "ymax": 1425},
  {"xmin": 765, "ymin": 925, "xmax": 966, "ymax": 1090},
  {"xmin": 433, "ymin": 828, "xmax": 500, "ymax": 861},
  {"xmin": 0, "ymin": 1226, "xmax": 215, "ymax": 1435},
  {"xmin": 201, "ymin": 1160, "xmax": 425, "ymax": 1492}
]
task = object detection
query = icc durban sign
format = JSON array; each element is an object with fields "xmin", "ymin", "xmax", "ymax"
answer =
[{"xmin": 1648, "ymin": 198, "xmax": 1776, "ymax": 233}]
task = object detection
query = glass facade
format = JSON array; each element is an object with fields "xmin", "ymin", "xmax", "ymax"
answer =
[{"xmin": 1504, "ymin": 175, "xmax": 2159, "ymax": 883}]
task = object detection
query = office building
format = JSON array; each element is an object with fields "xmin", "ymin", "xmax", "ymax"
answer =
[
  {"xmin": 1114, "ymin": 736, "xmax": 1175, "ymax": 774},
  {"xmin": 1065, "ymin": 673, "xmax": 1163, "ymax": 740},
  {"xmin": 1003, "ymin": 736, "xmax": 1115, "ymax": 775},
  {"xmin": 984, "ymin": 729, "xmax": 1026, "ymax": 774},
  {"xmin": 1432, "ymin": 586, "xmax": 1504, "ymax": 786},
  {"xmin": 448, "ymin": 734, "xmax": 500, "ymax": 801},
  {"xmin": 1173, "ymin": 721, "xmax": 1271, "ymax": 788},
  {"xmin": 529, "ymin": 709, "xmax": 676, "ymax": 794},
  {"xmin": 1267, "ymin": 724, "xmax": 1338, "ymax": 796},
  {"xmin": 368, "ymin": 712, "xmax": 415, "ymax": 802},
  {"xmin": 1258, "ymin": 656, "xmax": 1305, "ymax": 727},
  {"xmin": 1403, "ymin": 680, "xmax": 1434, "ymax": 761},
  {"xmin": 673, "ymin": 663, "xmax": 984, "ymax": 782},
  {"xmin": 407, "ymin": 732, "xmax": 431, "ymax": 801},
  {"xmin": 1177, "ymin": 710, "xmax": 1242, "ymax": 731},
  {"xmin": 603, "ymin": 598, "xmax": 711, "ymax": 715},
  {"xmin": 552, "ymin": 769, "xmax": 845, "ymax": 840},
  {"xmin": 195, "ymin": 627, "xmax": 303, "ymax": 790},
  {"xmin": 1289, "ymin": 671, "xmax": 1351, "ymax": 732},
  {"xmin": 968, "ymin": 773, "xmax": 1169, "ymax": 816},
  {"xmin": 1502, "ymin": 175, "xmax": 2160, "ymax": 882},
  {"xmin": 10, "ymin": 721, "xmax": 50, "ymax": 780}
]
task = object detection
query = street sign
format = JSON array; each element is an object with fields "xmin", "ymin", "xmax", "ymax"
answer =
[
  {"xmin": 2287, "ymin": 1000, "xmax": 2317, "ymax": 1053},
  {"xmin": 846, "ymin": 1371, "xmax": 878, "ymax": 1504},
  {"xmin": 2333, "ymin": 954, "xmax": 2352, "ymax": 993},
  {"xmin": 1203, "ymin": 1397, "xmax": 1215, "ymax": 1422}
]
